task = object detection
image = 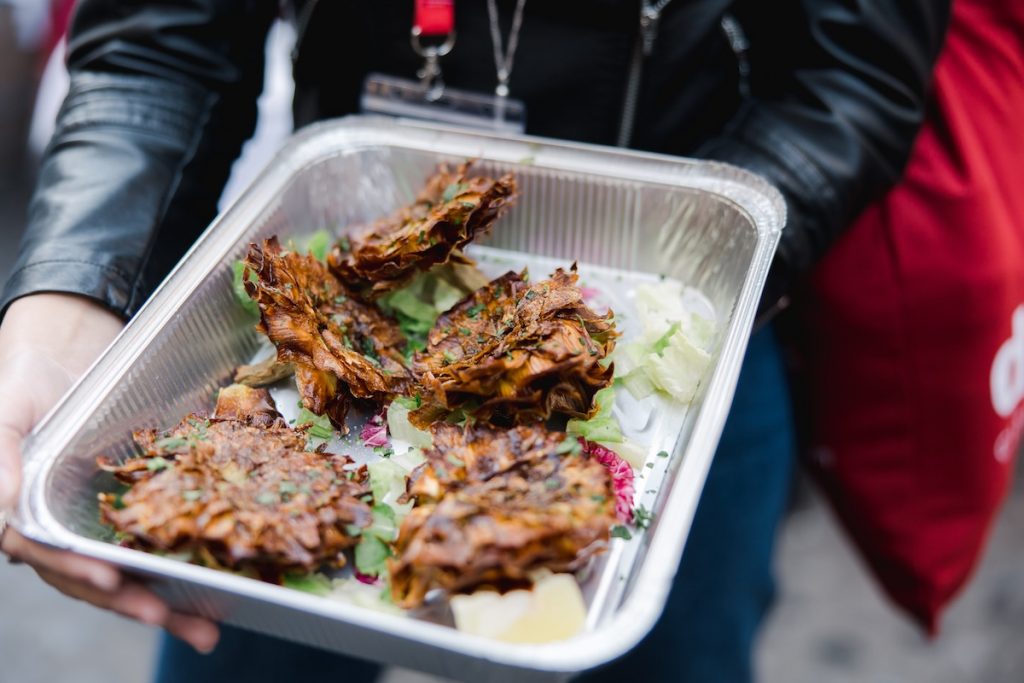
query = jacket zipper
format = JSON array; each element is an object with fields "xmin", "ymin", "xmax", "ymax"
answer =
[
  {"xmin": 720, "ymin": 13, "xmax": 751, "ymax": 98},
  {"xmin": 617, "ymin": 0, "xmax": 672, "ymax": 147}
]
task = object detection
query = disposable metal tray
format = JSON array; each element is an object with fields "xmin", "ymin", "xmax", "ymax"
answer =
[{"xmin": 16, "ymin": 116, "xmax": 784, "ymax": 682}]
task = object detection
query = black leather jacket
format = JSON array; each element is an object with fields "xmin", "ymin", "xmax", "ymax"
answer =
[{"xmin": 1, "ymin": 0, "xmax": 951, "ymax": 320}]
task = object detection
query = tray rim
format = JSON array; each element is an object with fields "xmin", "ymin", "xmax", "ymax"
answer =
[{"xmin": 15, "ymin": 114, "xmax": 785, "ymax": 674}]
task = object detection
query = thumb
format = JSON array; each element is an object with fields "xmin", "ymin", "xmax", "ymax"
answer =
[{"xmin": 0, "ymin": 424, "xmax": 23, "ymax": 511}]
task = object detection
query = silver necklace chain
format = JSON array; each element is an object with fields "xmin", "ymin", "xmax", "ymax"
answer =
[
  {"xmin": 640, "ymin": 0, "xmax": 673, "ymax": 55},
  {"xmin": 486, "ymin": 0, "xmax": 528, "ymax": 98}
]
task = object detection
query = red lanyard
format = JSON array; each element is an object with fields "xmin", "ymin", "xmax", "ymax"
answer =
[{"xmin": 414, "ymin": 0, "xmax": 455, "ymax": 37}]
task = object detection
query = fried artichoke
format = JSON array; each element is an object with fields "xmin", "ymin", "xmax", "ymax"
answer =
[
  {"xmin": 410, "ymin": 268, "xmax": 617, "ymax": 427},
  {"xmin": 98, "ymin": 386, "xmax": 371, "ymax": 579},
  {"xmin": 389, "ymin": 423, "xmax": 616, "ymax": 608},
  {"xmin": 329, "ymin": 162, "xmax": 518, "ymax": 296},
  {"xmin": 244, "ymin": 237, "xmax": 411, "ymax": 425}
]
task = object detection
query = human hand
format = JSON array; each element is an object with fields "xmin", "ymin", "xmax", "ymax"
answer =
[{"xmin": 0, "ymin": 294, "xmax": 219, "ymax": 653}]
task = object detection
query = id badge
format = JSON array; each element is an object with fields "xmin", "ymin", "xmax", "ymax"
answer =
[{"xmin": 361, "ymin": 73, "xmax": 527, "ymax": 135}]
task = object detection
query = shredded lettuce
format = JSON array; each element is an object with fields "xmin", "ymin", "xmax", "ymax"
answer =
[
  {"xmin": 327, "ymin": 578, "xmax": 404, "ymax": 615},
  {"xmin": 432, "ymin": 278, "xmax": 464, "ymax": 312},
  {"xmin": 380, "ymin": 268, "xmax": 468, "ymax": 355},
  {"xmin": 354, "ymin": 534, "xmax": 391, "ymax": 577},
  {"xmin": 567, "ymin": 387, "xmax": 623, "ymax": 444},
  {"xmin": 386, "ymin": 288, "xmax": 438, "ymax": 327},
  {"xmin": 285, "ymin": 228, "xmax": 334, "ymax": 262},
  {"xmin": 368, "ymin": 458, "xmax": 416, "ymax": 525},
  {"xmin": 295, "ymin": 408, "xmax": 334, "ymax": 450},
  {"xmin": 231, "ymin": 261, "xmax": 259, "ymax": 316},
  {"xmin": 354, "ymin": 504, "xmax": 400, "ymax": 577},
  {"xmin": 368, "ymin": 459, "xmax": 407, "ymax": 507},
  {"xmin": 392, "ymin": 446, "xmax": 426, "ymax": 472},
  {"xmin": 600, "ymin": 439, "xmax": 647, "ymax": 470},
  {"xmin": 367, "ymin": 504, "xmax": 399, "ymax": 542},
  {"xmin": 617, "ymin": 282, "xmax": 716, "ymax": 403},
  {"xmin": 386, "ymin": 400, "xmax": 433, "ymax": 449},
  {"xmin": 304, "ymin": 229, "xmax": 333, "ymax": 262},
  {"xmin": 283, "ymin": 572, "xmax": 333, "ymax": 596}
]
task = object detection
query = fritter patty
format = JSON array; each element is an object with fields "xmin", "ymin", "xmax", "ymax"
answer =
[
  {"xmin": 328, "ymin": 162, "xmax": 517, "ymax": 296},
  {"xmin": 389, "ymin": 423, "xmax": 616, "ymax": 608},
  {"xmin": 98, "ymin": 386, "xmax": 371, "ymax": 578},
  {"xmin": 244, "ymin": 237, "xmax": 410, "ymax": 426},
  {"xmin": 410, "ymin": 268, "xmax": 617, "ymax": 426}
]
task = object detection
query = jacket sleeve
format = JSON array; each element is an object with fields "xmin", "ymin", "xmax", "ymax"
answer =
[
  {"xmin": 0, "ymin": 0, "xmax": 277, "ymax": 320},
  {"xmin": 700, "ymin": 0, "xmax": 952, "ymax": 316}
]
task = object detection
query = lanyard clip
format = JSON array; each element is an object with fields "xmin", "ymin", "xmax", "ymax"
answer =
[{"xmin": 411, "ymin": 26, "xmax": 456, "ymax": 102}]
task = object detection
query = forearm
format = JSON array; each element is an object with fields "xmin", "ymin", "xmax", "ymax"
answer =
[
  {"xmin": 704, "ymin": 0, "xmax": 952, "ymax": 306},
  {"xmin": 0, "ymin": 294, "xmax": 123, "ymax": 376},
  {"xmin": 0, "ymin": 0, "xmax": 276, "ymax": 321}
]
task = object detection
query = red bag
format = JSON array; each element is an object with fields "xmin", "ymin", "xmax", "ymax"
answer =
[{"xmin": 793, "ymin": 0, "xmax": 1024, "ymax": 633}]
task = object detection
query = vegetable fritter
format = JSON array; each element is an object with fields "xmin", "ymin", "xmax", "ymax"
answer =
[
  {"xmin": 410, "ymin": 268, "xmax": 617, "ymax": 427},
  {"xmin": 329, "ymin": 162, "xmax": 517, "ymax": 296},
  {"xmin": 98, "ymin": 386, "xmax": 371, "ymax": 579},
  {"xmin": 244, "ymin": 237, "xmax": 410, "ymax": 426},
  {"xmin": 389, "ymin": 423, "xmax": 616, "ymax": 608}
]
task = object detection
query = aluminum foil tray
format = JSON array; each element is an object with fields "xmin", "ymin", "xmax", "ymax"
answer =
[{"xmin": 16, "ymin": 116, "xmax": 784, "ymax": 682}]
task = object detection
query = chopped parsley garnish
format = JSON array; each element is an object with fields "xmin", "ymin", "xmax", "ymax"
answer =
[
  {"xmin": 467, "ymin": 303, "xmax": 486, "ymax": 318},
  {"xmin": 610, "ymin": 525, "xmax": 633, "ymax": 540},
  {"xmin": 458, "ymin": 327, "xmax": 471, "ymax": 336},
  {"xmin": 295, "ymin": 408, "xmax": 334, "ymax": 450},
  {"xmin": 257, "ymin": 491, "xmax": 278, "ymax": 506},
  {"xmin": 544, "ymin": 477, "xmax": 560, "ymax": 491},
  {"xmin": 633, "ymin": 505, "xmax": 654, "ymax": 530},
  {"xmin": 182, "ymin": 489, "xmax": 203, "ymax": 502},
  {"xmin": 372, "ymin": 446, "xmax": 395, "ymax": 459},
  {"xmin": 524, "ymin": 290, "xmax": 538, "ymax": 301},
  {"xmin": 337, "ymin": 235, "xmax": 351, "ymax": 252},
  {"xmin": 278, "ymin": 481, "xmax": 298, "ymax": 497},
  {"xmin": 656, "ymin": 450, "xmax": 669, "ymax": 458},
  {"xmin": 441, "ymin": 350, "xmax": 457, "ymax": 365}
]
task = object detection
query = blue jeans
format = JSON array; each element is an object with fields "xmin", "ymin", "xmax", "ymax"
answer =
[{"xmin": 155, "ymin": 326, "xmax": 795, "ymax": 683}]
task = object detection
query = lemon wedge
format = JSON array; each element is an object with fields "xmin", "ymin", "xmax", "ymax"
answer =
[{"xmin": 450, "ymin": 573, "xmax": 587, "ymax": 643}]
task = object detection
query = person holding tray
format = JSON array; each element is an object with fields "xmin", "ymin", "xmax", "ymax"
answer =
[{"xmin": 0, "ymin": 1, "xmax": 951, "ymax": 682}]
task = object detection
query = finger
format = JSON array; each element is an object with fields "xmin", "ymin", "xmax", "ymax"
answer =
[
  {"xmin": 2, "ymin": 530, "xmax": 121, "ymax": 592},
  {"xmin": 36, "ymin": 565, "xmax": 219, "ymax": 654},
  {"xmin": 34, "ymin": 567, "xmax": 170, "ymax": 626},
  {"xmin": 166, "ymin": 612, "xmax": 221, "ymax": 654},
  {"xmin": 0, "ymin": 424, "xmax": 23, "ymax": 509}
]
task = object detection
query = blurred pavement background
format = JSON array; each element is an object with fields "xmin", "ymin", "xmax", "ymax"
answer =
[{"xmin": 2, "ymin": 12, "xmax": 1023, "ymax": 683}]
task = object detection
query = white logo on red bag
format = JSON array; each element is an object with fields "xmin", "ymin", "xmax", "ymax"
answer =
[
  {"xmin": 990, "ymin": 305, "xmax": 1024, "ymax": 418},
  {"xmin": 991, "ymin": 305, "xmax": 1024, "ymax": 462}
]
